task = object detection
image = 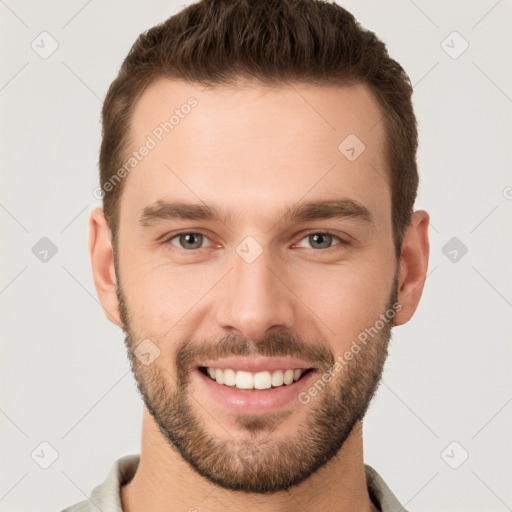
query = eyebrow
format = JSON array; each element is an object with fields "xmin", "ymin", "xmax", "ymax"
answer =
[{"xmin": 138, "ymin": 198, "xmax": 373, "ymax": 228}]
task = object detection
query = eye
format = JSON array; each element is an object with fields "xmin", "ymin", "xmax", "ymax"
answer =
[
  {"xmin": 295, "ymin": 232, "xmax": 345, "ymax": 250},
  {"xmin": 167, "ymin": 232, "xmax": 213, "ymax": 250},
  {"xmin": 163, "ymin": 231, "xmax": 346, "ymax": 252}
]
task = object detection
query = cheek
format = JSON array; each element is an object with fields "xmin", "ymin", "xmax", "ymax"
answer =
[
  {"xmin": 120, "ymin": 231, "xmax": 395, "ymax": 347},
  {"xmin": 123, "ymin": 262, "xmax": 217, "ymax": 333},
  {"xmin": 296, "ymin": 260, "xmax": 392, "ymax": 347}
]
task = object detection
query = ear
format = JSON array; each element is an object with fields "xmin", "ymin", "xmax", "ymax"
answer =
[
  {"xmin": 394, "ymin": 210, "xmax": 430, "ymax": 326},
  {"xmin": 89, "ymin": 207, "xmax": 123, "ymax": 327}
]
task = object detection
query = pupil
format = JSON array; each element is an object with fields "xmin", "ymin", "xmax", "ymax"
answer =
[
  {"xmin": 311, "ymin": 233, "xmax": 331, "ymax": 249},
  {"xmin": 182, "ymin": 233, "xmax": 202, "ymax": 249}
]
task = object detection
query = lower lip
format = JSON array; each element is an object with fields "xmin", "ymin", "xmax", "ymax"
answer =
[{"xmin": 194, "ymin": 368, "xmax": 317, "ymax": 414}]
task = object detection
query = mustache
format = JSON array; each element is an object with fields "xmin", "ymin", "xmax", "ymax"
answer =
[{"xmin": 175, "ymin": 330, "xmax": 336, "ymax": 378}]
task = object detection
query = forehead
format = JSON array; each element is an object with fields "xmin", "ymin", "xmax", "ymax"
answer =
[{"xmin": 120, "ymin": 78, "xmax": 390, "ymax": 229}]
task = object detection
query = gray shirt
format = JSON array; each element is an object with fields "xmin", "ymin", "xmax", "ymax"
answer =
[{"xmin": 60, "ymin": 454, "xmax": 409, "ymax": 512}]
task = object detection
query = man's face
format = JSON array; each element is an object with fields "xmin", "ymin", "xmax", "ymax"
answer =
[{"xmin": 113, "ymin": 79, "xmax": 399, "ymax": 492}]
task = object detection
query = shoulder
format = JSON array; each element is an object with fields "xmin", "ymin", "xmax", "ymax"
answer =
[
  {"xmin": 59, "ymin": 501, "xmax": 90, "ymax": 512},
  {"xmin": 365, "ymin": 464, "xmax": 409, "ymax": 512},
  {"xmin": 58, "ymin": 454, "xmax": 140, "ymax": 512}
]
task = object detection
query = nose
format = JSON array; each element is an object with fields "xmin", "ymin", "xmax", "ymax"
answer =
[{"xmin": 214, "ymin": 246, "xmax": 296, "ymax": 341}]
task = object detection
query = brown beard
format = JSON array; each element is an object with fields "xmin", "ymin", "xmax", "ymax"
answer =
[{"xmin": 116, "ymin": 268, "xmax": 398, "ymax": 494}]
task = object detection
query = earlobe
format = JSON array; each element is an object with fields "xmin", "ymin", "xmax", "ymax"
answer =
[
  {"xmin": 89, "ymin": 207, "xmax": 123, "ymax": 327},
  {"xmin": 394, "ymin": 210, "xmax": 430, "ymax": 326}
]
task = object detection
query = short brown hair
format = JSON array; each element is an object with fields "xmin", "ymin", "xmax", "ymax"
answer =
[{"xmin": 99, "ymin": 0, "xmax": 418, "ymax": 259}]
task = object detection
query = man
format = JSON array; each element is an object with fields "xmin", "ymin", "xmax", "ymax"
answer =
[{"xmin": 62, "ymin": 0, "xmax": 429, "ymax": 510}]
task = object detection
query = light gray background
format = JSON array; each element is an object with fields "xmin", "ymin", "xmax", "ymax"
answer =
[{"xmin": 1, "ymin": 1, "xmax": 511, "ymax": 511}]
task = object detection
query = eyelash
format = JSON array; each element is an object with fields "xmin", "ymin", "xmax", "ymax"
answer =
[{"xmin": 162, "ymin": 230, "xmax": 348, "ymax": 252}]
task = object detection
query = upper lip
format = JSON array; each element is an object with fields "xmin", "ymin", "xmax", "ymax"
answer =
[{"xmin": 197, "ymin": 356, "xmax": 316, "ymax": 373}]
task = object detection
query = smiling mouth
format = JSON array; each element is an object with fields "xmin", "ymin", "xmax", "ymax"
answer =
[{"xmin": 198, "ymin": 366, "xmax": 315, "ymax": 391}]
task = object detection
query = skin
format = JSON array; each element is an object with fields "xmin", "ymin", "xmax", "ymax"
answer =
[{"xmin": 89, "ymin": 78, "xmax": 430, "ymax": 512}]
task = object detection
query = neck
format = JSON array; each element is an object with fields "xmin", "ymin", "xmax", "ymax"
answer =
[{"xmin": 121, "ymin": 408, "xmax": 378, "ymax": 512}]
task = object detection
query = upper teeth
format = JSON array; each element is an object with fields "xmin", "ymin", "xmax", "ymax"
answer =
[{"xmin": 205, "ymin": 367, "xmax": 305, "ymax": 390}]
